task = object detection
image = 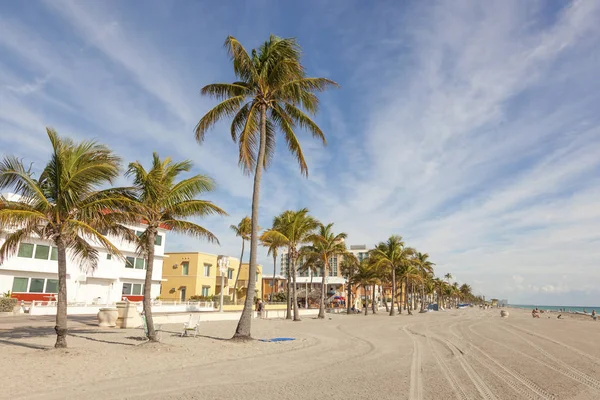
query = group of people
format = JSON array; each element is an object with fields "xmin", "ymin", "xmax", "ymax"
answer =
[{"xmin": 532, "ymin": 307, "xmax": 597, "ymax": 321}]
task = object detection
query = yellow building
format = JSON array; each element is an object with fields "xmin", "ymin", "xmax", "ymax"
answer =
[
  {"xmin": 238, "ymin": 263, "xmax": 263, "ymax": 302},
  {"xmin": 160, "ymin": 252, "xmax": 240, "ymax": 301}
]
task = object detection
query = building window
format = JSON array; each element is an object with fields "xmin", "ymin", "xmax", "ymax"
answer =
[
  {"xmin": 12, "ymin": 277, "xmax": 28, "ymax": 292},
  {"xmin": 17, "ymin": 243, "xmax": 34, "ymax": 258},
  {"xmin": 132, "ymin": 283, "xmax": 143, "ymax": 295},
  {"xmin": 201, "ymin": 286, "xmax": 210, "ymax": 297},
  {"xmin": 125, "ymin": 256, "xmax": 145, "ymax": 269},
  {"xmin": 155, "ymin": 235, "xmax": 162, "ymax": 246},
  {"xmin": 34, "ymin": 245, "xmax": 50, "ymax": 260},
  {"xmin": 29, "ymin": 278, "xmax": 45, "ymax": 293},
  {"xmin": 45, "ymin": 279, "xmax": 59, "ymax": 293},
  {"xmin": 329, "ymin": 256, "xmax": 338, "ymax": 276},
  {"xmin": 122, "ymin": 283, "xmax": 132, "ymax": 295},
  {"xmin": 135, "ymin": 258, "xmax": 145, "ymax": 270},
  {"xmin": 227, "ymin": 268, "xmax": 233, "ymax": 280},
  {"xmin": 255, "ymin": 272, "xmax": 259, "ymax": 282},
  {"xmin": 182, "ymin": 261, "xmax": 189, "ymax": 276},
  {"xmin": 50, "ymin": 247, "xmax": 58, "ymax": 261},
  {"xmin": 203, "ymin": 264, "xmax": 211, "ymax": 277},
  {"xmin": 106, "ymin": 254, "xmax": 112, "ymax": 260}
]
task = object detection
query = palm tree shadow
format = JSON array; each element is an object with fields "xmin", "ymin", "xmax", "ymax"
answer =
[
  {"xmin": 68, "ymin": 332, "xmax": 135, "ymax": 346},
  {"xmin": 0, "ymin": 338, "xmax": 50, "ymax": 350}
]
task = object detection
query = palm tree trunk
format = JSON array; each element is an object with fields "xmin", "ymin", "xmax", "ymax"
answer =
[
  {"xmin": 233, "ymin": 103, "xmax": 266, "ymax": 340},
  {"xmin": 420, "ymin": 282, "xmax": 426, "ymax": 313},
  {"xmin": 292, "ymin": 254, "xmax": 300, "ymax": 321},
  {"xmin": 364, "ymin": 286, "xmax": 368, "ymax": 316},
  {"xmin": 318, "ymin": 262, "xmax": 328, "ymax": 319},
  {"xmin": 271, "ymin": 253, "xmax": 276, "ymax": 302},
  {"xmin": 286, "ymin": 257, "xmax": 292, "ymax": 319},
  {"xmin": 232, "ymin": 239, "xmax": 244, "ymax": 303},
  {"xmin": 398, "ymin": 279, "xmax": 403, "ymax": 314},
  {"xmin": 54, "ymin": 236, "xmax": 68, "ymax": 348},
  {"xmin": 406, "ymin": 278, "xmax": 412, "ymax": 315},
  {"xmin": 304, "ymin": 281, "xmax": 308, "ymax": 308},
  {"xmin": 346, "ymin": 280, "xmax": 352, "ymax": 314},
  {"xmin": 143, "ymin": 229, "xmax": 158, "ymax": 341},
  {"xmin": 309, "ymin": 272, "xmax": 314, "ymax": 309},
  {"xmin": 371, "ymin": 285, "xmax": 377, "ymax": 314},
  {"xmin": 389, "ymin": 268, "xmax": 396, "ymax": 316},
  {"xmin": 382, "ymin": 285, "xmax": 389, "ymax": 312}
]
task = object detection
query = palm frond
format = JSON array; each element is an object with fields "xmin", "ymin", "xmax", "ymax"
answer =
[{"xmin": 195, "ymin": 95, "xmax": 246, "ymax": 143}]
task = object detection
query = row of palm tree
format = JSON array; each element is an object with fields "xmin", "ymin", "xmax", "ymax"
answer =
[{"xmin": 0, "ymin": 130, "xmax": 226, "ymax": 347}]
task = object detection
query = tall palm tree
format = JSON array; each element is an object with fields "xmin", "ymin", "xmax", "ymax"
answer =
[
  {"xmin": 263, "ymin": 208, "xmax": 319, "ymax": 321},
  {"xmin": 414, "ymin": 252, "xmax": 434, "ymax": 313},
  {"xmin": 125, "ymin": 153, "xmax": 226, "ymax": 341},
  {"xmin": 260, "ymin": 228, "xmax": 286, "ymax": 302},
  {"xmin": 0, "ymin": 128, "xmax": 129, "ymax": 348},
  {"xmin": 230, "ymin": 217, "xmax": 252, "ymax": 303},
  {"xmin": 369, "ymin": 236, "xmax": 413, "ymax": 316},
  {"xmin": 196, "ymin": 35, "xmax": 337, "ymax": 340},
  {"xmin": 303, "ymin": 223, "xmax": 347, "ymax": 319},
  {"xmin": 340, "ymin": 253, "xmax": 360, "ymax": 314}
]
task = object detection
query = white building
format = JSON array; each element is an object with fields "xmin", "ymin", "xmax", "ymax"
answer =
[
  {"xmin": 0, "ymin": 223, "xmax": 167, "ymax": 304},
  {"xmin": 280, "ymin": 248, "xmax": 346, "ymax": 297}
]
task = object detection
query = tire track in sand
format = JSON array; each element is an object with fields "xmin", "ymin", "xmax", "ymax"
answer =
[
  {"xmin": 403, "ymin": 326, "xmax": 423, "ymax": 400},
  {"xmin": 422, "ymin": 327, "xmax": 499, "ymax": 400},
  {"xmin": 470, "ymin": 322, "xmax": 600, "ymax": 394},
  {"xmin": 504, "ymin": 322, "xmax": 600, "ymax": 366},
  {"xmin": 447, "ymin": 321, "xmax": 556, "ymax": 400},
  {"xmin": 423, "ymin": 328, "xmax": 469, "ymax": 400}
]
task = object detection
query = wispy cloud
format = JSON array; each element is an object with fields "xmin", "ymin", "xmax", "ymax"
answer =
[{"xmin": 1, "ymin": 0, "xmax": 599, "ymax": 304}]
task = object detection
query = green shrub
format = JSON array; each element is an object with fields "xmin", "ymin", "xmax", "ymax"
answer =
[
  {"xmin": 270, "ymin": 292, "xmax": 287, "ymax": 302},
  {"xmin": 0, "ymin": 298, "xmax": 17, "ymax": 312}
]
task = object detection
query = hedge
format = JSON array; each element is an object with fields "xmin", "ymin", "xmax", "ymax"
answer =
[{"xmin": 0, "ymin": 298, "xmax": 17, "ymax": 312}]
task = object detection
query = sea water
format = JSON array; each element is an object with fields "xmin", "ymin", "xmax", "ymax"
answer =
[{"xmin": 510, "ymin": 304, "xmax": 600, "ymax": 313}]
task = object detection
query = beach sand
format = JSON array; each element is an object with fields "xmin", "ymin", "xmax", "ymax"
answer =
[{"xmin": 2, "ymin": 307, "xmax": 600, "ymax": 399}]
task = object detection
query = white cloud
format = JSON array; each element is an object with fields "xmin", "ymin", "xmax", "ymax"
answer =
[{"xmin": 1, "ymin": 0, "xmax": 599, "ymax": 305}]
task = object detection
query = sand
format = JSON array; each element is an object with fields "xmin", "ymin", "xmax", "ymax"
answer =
[{"xmin": 2, "ymin": 307, "xmax": 600, "ymax": 399}]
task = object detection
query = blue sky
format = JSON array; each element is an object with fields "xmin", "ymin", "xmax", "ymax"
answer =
[{"xmin": 1, "ymin": 0, "xmax": 599, "ymax": 305}]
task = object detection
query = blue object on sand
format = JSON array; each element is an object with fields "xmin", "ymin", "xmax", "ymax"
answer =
[{"xmin": 259, "ymin": 337, "xmax": 296, "ymax": 342}]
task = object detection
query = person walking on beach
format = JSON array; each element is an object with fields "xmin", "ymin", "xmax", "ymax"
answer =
[
  {"xmin": 256, "ymin": 300, "xmax": 263, "ymax": 319},
  {"xmin": 592, "ymin": 310, "xmax": 596, "ymax": 321}
]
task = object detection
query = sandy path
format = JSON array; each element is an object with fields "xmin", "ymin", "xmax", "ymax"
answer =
[{"xmin": 2, "ymin": 308, "xmax": 600, "ymax": 399}]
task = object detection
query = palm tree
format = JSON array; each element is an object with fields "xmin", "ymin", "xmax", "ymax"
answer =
[
  {"xmin": 444, "ymin": 272, "xmax": 453, "ymax": 285},
  {"xmin": 297, "ymin": 249, "xmax": 321, "ymax": 308},
  {"xmin": 340, "ymin": 253, "xmax": 360, "ymax": 314},
  {"xmin": 460, "ymin": 283, "xmax": 472, "ymax": 302},
  {"xmin": 196, "ymin": 35, "xmax": 337, "ymax": 340},
  {"xmin": 369, "ymin": 236, "xmax": 413, "ymax": 316},
  {"xmin": 0, "ymin": 128, "xmax": 129, "ymax": 348},
  {"xmin": 125, "ymin": 153, "xmax": 226, "ymax": 341},
  {"xmin": 230, "ymin": 217, "xmax": 252, "ymax": 303},
  {"xmin": 414, "ymin": 252, "xmax": 434, "ymax": 313},
  {"xmin": 260, "ymin": 228, "xmax": 286, "ymax": 302},
  {"xmin": 353, "ymin": 260, "xmax": 378, "ymax": 316},
  {"xmin": 263, "ymin": 208, "xmax": 319, "ymax": 321},
  {"xmin": 303, "ymin": 223, "xmax": 347, "ymax": 319}
]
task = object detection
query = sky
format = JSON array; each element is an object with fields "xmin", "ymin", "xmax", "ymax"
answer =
[{"xmin": 1, "ymin": 0, "xmax": 599, "ymax": 306}]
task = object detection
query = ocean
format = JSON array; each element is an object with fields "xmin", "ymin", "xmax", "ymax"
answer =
[{"xmin": 510, "ymin": 304, "xmax": 600, "ymax": 313}]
